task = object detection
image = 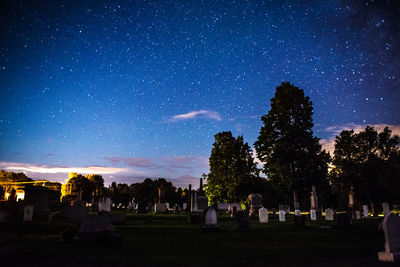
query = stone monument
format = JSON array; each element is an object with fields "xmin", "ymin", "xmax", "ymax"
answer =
[
  {"xmin": 383, "ymin": 202, "xmax": 390, "ymax": 216},
  {"xmin": 202, "ymin": 207, "xmax": 220, "ymax": 230},
  {"xmin": 325, "ymin": 208, "xmax": 334, "ymax": 221},
  {"xmin": 378, "ymin": 212, "xmax": 400, "ymax": 262},
  {"xmin": 362, "ymin": 205, "xmax": 369, "ymax": 218},
  {"xmin": 310, "ymin": 209, "xmax": 317, "ymax": 221},
  {"xmin": 259, "ymin": 207, "xmax": 268, "ymax": 223},
  {"xmin": 279, "ymin": 209, "xmax": 285, "ymax": 222}
]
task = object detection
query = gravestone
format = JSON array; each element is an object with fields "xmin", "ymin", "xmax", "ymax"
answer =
[
  {"xmin": 48, "ymin": 211, "xmax": 63, "ymax": 223},
  {"xmin": 383, "ymin": 202, "xmax": 390, "ymax": 216},
  {"xmin": 197, "ymin": 196, "xmax": 208, "ymax": 213},
  {"xmin": 197, "ymin": 195, "xmax": 209, "ymax": 211},
  {"xmin": 74, "ymin": 215, "xmax": 120, "ymax": 242},
  {"xmin": 295, "ymin": 209, "xmax": 301, "ymax": 216},
  {"xmin": 23, "ymin": 188, "xmax": 50, "ymax": 219},
  {"xmin": 98, "ymin": 197, "xmax": 112, "ymax": 213},
  {"xmin": 378, "ymin": 212, "xmax": 400, "ymax": 262},
  {"xmin": 63, "ymin": 204, "xmax": 88, "ymax": 223},
  {"xmin": 236, "ymin": 210, "xmax": 250, "ymax": 231},
  {"xmin": 23, "ymin": 206, "xmax": 33, "ymax": 222},
  {"xmin": 310, "ymin": 209, "xmax": 317, "ymax": 221},
  {"xmin": 259, "ymin": 208, "xmax": 268, "ymax": 223},
  {"xmin": 154, "ymin": 203, "xmax": 166, "ymax": 213},
  {"xmin": 248, "ymin": 193, "xmax": 263, "ymax": 216},
  {"xmin": 279, "ymin": 210, "xmax": 285, "ymax": 222},
  {"xmin": 202, "ymin": 207, "xmax": 220, "ymax": 230},
  {"xmin": 191, "ymin": 191, "xmax": 199, "ymax": 212},
  {"xmin": 325, "ymin": 209, "xmax": 334, "ymax": 221},
  {"xmin": 362, "ymin": 205, "xmax": 369, "ymax": 218}
]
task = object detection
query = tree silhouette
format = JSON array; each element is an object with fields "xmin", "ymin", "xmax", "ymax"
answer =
[
  {"xmin": 331, "ymin": 126, "xmax": 400, "ymax": 212},
  {"xmin": 254, "ymin": 82, "xmax": 330, "ymax": 208}
]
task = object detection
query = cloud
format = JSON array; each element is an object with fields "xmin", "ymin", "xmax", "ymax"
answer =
[
  {"xmin": 44, "ymin": 153, "xmax": 55, "ymax": 157},
  {"xmin": 161, "ymin": 155, "xmax": 209, "ymax": 168},
  {"xmin": 101, "ymin": 155, "xmax": 209, "ymax": 182},
  {"xmin": 171, "ymin": 110, "xmax": 222, "ymax": 122},
  {"xmin": 320, "ymin": 123, "xmax": 400, "ymax": 154},
  {"xmin": 0, "ymin": 161, "xmax": 128, "ymax": 175},
  {"xmin": 102, "ymin": 156, "xmax": 124, "ymax": 164},
  {"xmin": 124, "ymin": 157, "xmax": 153, "ymax": 167}
]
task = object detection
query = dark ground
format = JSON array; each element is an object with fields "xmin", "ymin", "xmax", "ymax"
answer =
[{"xmin": 0, "ymin": 212, "xmax": 394, "ymax": 266}]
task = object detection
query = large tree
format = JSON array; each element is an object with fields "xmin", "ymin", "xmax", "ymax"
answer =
[
  {"xmin": 254, "ymin": 82, "xmax": 330, "ymax": 208},
  {"xmin": 206, "ymin": 131, "xmax": 259, "ymax": 204},
  {"xmin": 331, "ymin": 126, "xmax": 400, "ymax": 212}
]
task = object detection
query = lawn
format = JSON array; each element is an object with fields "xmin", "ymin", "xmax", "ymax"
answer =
[{"xmin": 0, "ymin": 212, "xmax": 392, "ymax": 266}]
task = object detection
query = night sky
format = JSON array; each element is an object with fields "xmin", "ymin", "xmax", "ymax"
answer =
[{"xmin": 1, "ymin": 0, "xmax": 399, "ymax": 187}]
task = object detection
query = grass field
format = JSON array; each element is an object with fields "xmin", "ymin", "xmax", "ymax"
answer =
[{"xmin": 0, "ymin": 212, "xmax": 393, "ymax": 266}]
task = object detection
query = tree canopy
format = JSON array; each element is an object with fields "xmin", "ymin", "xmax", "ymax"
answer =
[
  {"xmin": 61, "ymin": 172, "xmax": 95, "ymax": 202},
  {"xmin": 330, "ymin": 126, "xmax": 400, "ymax": 211},
  {"xmin": 205, "ymin": 131, "xmax": 259, "ymax": 204},
  {"xmin": 254, "ymin": 82, "xmax": 330, "ymax": 207}
]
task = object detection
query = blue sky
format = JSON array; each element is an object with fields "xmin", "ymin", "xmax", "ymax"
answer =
[{"xmin": 1, "ymin": 0, "xmax": 399, "ymax": 187}]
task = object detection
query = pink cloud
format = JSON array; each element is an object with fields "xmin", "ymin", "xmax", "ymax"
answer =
[
  {"xmin": 102, "ymin": 156, "xmax": 124, "ymax": 164},
  {"xmin": 124, "ymin": 157, "xmax": 153, "ymax": 167}
]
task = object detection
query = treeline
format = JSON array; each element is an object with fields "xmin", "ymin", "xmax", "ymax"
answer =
[
  {"xmin": 61, "ymin": 173, "xmax": 188, "ymax": 205},
  {"xmin": 0, "ymin": 171, "xmax": 188, "ymax": 206},
  {"xmin": 205, "ymin": 82, "xmax": 400, "ymax": 212}
]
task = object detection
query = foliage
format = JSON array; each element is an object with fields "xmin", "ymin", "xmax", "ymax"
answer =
[
  {"xmin": 85, "ymin": 174, "xmax": 104, "ymax": 196},
  {"xmin": 0, "ymin": 170, "xmax": 32, "ymax": 183},
  {"xmin": 330, "ymin": 126, "xmax": 400, "ymax": 209},
  {"xmin": 130, "ymin": 178, "xmax": 178, "ymax": 205},
  {"xmin": 61, "ymin": 173, "xmax": 94, "ymax": 202},
  {"xmin": 254, "ymin": 82, "xmax": 330, "ymax": 207},
  {"xmin": 205, "ymin": 131, "xmax": 259, "ymax": 204}
]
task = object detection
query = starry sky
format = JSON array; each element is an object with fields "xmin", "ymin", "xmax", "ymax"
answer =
[{"xmin": 1, "ymin": 0, "xmax": 399, "ymax": 187}]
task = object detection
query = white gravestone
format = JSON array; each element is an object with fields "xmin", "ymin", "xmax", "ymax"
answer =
[
  {"xmin": 154, "ymin": 203, "xmax": 166, "ymax": 213},
  {"xmin": 325, "ymin": 209, "xmax": 334, "ymax": 221},
  {"xmin": 204, "ymin": 208, "xmax": 218, "ymax": 226},
  {"xmin": 279, "ymin": 210, "xmax": 285, "ymax": 222},
  {"xmin": 310, "ymin": 209, "xmax": 317, "ymax": 221},
  {"xmin": 98, "ymin": 197, "xmax": 112, "ymax": 212},
  {"xmin": 259, "ymin": 208, "xmax": 268, "ymax": 223},
  {"xmin": 363, "ymin": 205, "xmax": 369, "ymax": 218},
  {"xmin": 378, "ymin": 212, "xmax": 400, "ymax": 262},
  {"xmin": 383, "ymin": 202, "xmax": 390, "ymax": 216},
  {"xmin": 295, "ymin": 209, "xmax": 301, "ymax": 216},
  {"xmin": 23, "ymin": 206, "xmax": 33, "ymax": 222}
]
